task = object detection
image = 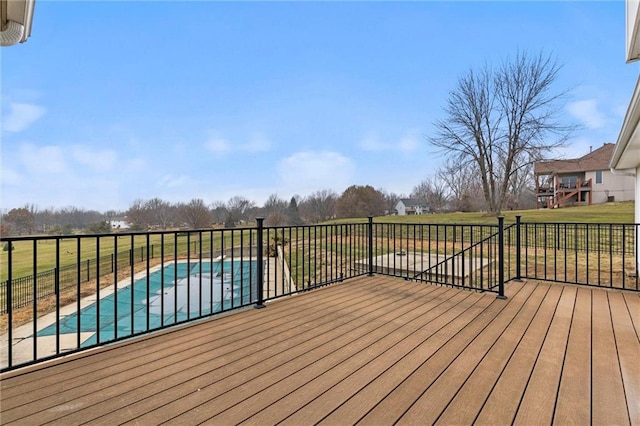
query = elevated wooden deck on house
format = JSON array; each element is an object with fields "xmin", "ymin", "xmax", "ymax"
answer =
[{"xmin": 1, "ymin": 276, "xmax": 638, "ymax": 425}]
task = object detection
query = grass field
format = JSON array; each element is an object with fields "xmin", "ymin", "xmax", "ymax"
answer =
[
  {"xmin": 1, "ymin": 202, "xmax": 635, "ymax": 283},
  {"xmin": 330, "ymin": 201, "xmax": 636, "ymax": 225},
  {"xmin": 0, "ymin": 230, "xmax": 254, "ymax": 283}
]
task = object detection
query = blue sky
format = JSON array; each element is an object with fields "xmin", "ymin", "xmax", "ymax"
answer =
[{"xmin": 2, "ymin": 1, "xmax": 639, "ymax": 212}]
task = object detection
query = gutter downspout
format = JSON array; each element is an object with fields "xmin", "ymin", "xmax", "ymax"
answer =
[
  {"xmin": 610, "ymin": 166, "xmax": 639, "ymax": 223},
  {"xmin": 609, "ymin": 168, "xmax": 637, "ymax": 177},
  {"xmin": 0, "ymin": 0, "xmax": 35, "ymax": 46},
  {"xmin": 612, "ymin": 166, "xmax": 640, "ymax": 277},
  {"xmin": 1, "ymin": 0, "xmax": 7, "ymax": 32}
]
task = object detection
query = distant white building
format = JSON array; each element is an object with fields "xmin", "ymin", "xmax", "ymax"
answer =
[
  {"xmin": 109, "ymin": 218, "xmax": 130, "ymax": 230},
  {"xmin": 395, "ymin": 199, "xmax": 427, "ymax": 215}
]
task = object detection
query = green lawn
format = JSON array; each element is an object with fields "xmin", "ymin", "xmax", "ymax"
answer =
[
  {"xmin": 331, "ymin": 201, "xmax": 636, "ymax": 225},
  {"xmin": 1, "ymin": 230, "xmax": 252, "ymax": 283}
]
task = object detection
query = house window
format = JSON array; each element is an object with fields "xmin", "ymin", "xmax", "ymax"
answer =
[
  {"xmin": 560, "ymin": 176, "xmax": 577, "ymax": 188},
  {"xmin": 595, "ymin": 170, "xmax": 603, "ymax": 184}
]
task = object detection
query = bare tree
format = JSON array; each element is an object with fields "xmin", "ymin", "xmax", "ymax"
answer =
[
  {"xmin": 34, "ymin": 208, "xmax": 56, "ymax": 233},
  {"xmin": 262, "ymin": 194, "xmax": 287, "ymax": 217},
  {"xmin": 178, "ymin": 199, "xmax": 211, "ymax": 229},
  {"xmin": 411, "ymin": 177, "xmax": 448, "ymax": 213},
  {"xmin": 264, "ymin": 211, "xmax": 288, "ymax": 227},
  {"xmin": 210, "ymin": 201, "xmax": 228, "ymax": 225},
  {"xmin": 430, "ymin": 52, "xmax": 575, "ymax": 215},
  {"xmin": 127, "ymin": 199, "xmax": 151, "ymax": 229},
  {"xmin": 145, "ymin": 198, "xmax": 175, "ymax": 229},
  {"xmin": 437, "ymin": 159, "xmax": 484, "ymax": 212},
  {"xmin": 300, "ymin": 189, "xmax": 338, "ymax": 223},
  {"xmin": 225, "ymin": 196, "xmax": 255, "ymax": 228}
]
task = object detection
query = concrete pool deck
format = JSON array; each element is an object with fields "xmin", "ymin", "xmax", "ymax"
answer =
[{"xmin": 357, "ymin": 251, "xmax": 492, "ymax": 279}]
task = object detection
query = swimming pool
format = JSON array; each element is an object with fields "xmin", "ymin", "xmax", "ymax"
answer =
[{"xmin": 37, "ymin": 260, "xmax": 258, "ymax": 346}]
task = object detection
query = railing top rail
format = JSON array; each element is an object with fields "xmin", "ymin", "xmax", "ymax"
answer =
[
  {"xmin": 519, "ymin": 221, "xmax": 639, "ymax": 226},
  {"xmin": 0, "ymin": 227, "xmax": 262, "ymax": 242},
  {"xmin": 371, "ymin": 221, "xmax": 500, "ymax": 228}
]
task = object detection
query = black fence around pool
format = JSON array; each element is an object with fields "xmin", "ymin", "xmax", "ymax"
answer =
[{"xmin": 1, "ymin": 217, "xmax": 638, "ymax": 371}]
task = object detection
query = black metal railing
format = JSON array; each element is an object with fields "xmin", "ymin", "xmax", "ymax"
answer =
[
  {"xmin": 1, "ymin": 216, "xmax": 638, "ymax": 371},
  {"xmin": 0, "ymin": 221, "xmax": 374, "ymax": 371},
  {"xmin": 0, "ymin": 241, "xmax": 201, "ymax": 315},
  {"xmin": 366, "ymin": 217, "xmax": 510, "ymax": 295},
  {"xmin": 517, "ymin": 218, "xmax": 639, "ymax": 290}
]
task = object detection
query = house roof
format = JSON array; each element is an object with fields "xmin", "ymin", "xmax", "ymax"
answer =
[
  {"xmin": 534, "ymin": 143, "xmax": 615, "ymax": 175},
  {"xmin": 398, "ymin": 198, "xmax": 424, "ymax": 207}
]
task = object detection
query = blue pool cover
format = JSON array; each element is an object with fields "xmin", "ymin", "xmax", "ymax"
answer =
[{"xmin": 38, "ymin": 260, "xmax": 258, "ymax": 346}]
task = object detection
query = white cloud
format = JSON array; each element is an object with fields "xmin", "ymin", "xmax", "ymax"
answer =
[
  {"xmin": 71, "ymin": 146, "xmax": 118, "ymax": 172},
  {"xmin": 204, "ymin": 134, "xmax": 272, "ymax": 155},
  {"xmin": 3, "ymin": 102, "xmax": 46, "ymax": 132},
  {"xmin": 613, "ymin": 103, "xmax": 627, "ymax": 119},
  {"xmin": 359, "ymin": 132, "xmax": 421, "ymax": 154},
  {"xmin": 19, "ymin": 144, "xmax": 67, "ymax": 174},
  {"xmin": 277, "ymin": 151, "xmax": 355, "ymax": 194},
  {"xmin": 566, "ymin": 99, "xmax": 606, "ymax": 129},
  {"xmin": 360, "ymin": 136, "xmax": 387, "ymax": 152},
  {"xmin": 241, "ymin": 134, "xmax": 271, "ymax": 152},
  {"xmin": 124, "ymin": 157, "xmax": 147, "ymax": 172},
  {"xmin": 1, "ymin": 168, "xmax": 23, "ymax": 185},
  {"xmin": 397, "ymin": 135, "xmax": 420, "ymax": 154},
  {"xmin": 204, "ymin": 137, "xmax": 231, "ymax": 154}
]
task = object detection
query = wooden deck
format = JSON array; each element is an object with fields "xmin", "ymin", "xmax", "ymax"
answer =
[{"xmin": 1, "ymin": 276, "xmax": 638, "ymax": 425}]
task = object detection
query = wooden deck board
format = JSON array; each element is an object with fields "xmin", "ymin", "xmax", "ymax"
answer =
[
  {"xmin": 264, "ymin": 289, "xmax": 486, "ymax": 426},
  {"xmin": 426, "ymin": 282, "xmax": 552, "ymax": 425},
  {"xmin": 50, "ymin": 277, "xmax": 430, "ymax": 425},
  {"xmin": 3, "ymin": 282, "xmax": 379, "ymax": 420},
  {"xmin": 473, "ymin": 284, "xmax": 564, "ymax": 425},
  {"xmin": 159, "ymin": 284, "xmax": 452, "ymax": 424},
  {"xmin": 591, "ymin": 290, "xmax": 630, "ymax": 426},
  {"xmin": 609, "ymin": 291, "xmax": 640, "ymax": 425},
  {"xmin": 357, "ymin": 282, "xmax": 534, "ymax": 425},
  {"xmin": 240, "ymin": 289, "xmax": 477, "ymax": 425},
  {"xmin": 289, "ymin": 289, "xmax": 490, "ymax": 426},
  {"xmin": 391, "ymin": 282, "xmax": 541, "ymax": 425},
  {"xmin": 513, "ymin": 286, "xmax": 576, "ymax": 425},
  {"xmin": 1, "ymin": 276, "xmax": 638, "ymax": 426},
  {"xmin": 553, "ymin": 287, "xmax": 592, "ymax": 425},
  {"xmin": 622, "ymin": 292, "xmax": 640, "ymax": 338}
]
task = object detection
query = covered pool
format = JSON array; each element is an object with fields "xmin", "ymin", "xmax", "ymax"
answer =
[{"xmin": 37, "ymin": 260, "xmax": 258, "ymax": 346}]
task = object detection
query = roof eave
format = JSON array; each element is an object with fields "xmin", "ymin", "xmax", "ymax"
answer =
[
  {"xmin": 627, "ymin": 0, "xmax": 640, "ymax": 62},
  {"xmin": 611, "ymin": 75, "xmax": 640, "ymax": 170}
]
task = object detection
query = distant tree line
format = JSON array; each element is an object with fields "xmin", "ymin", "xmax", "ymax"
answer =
[
  {"xmin": 0, "ymin": 186, "xmax": 403, "ymax": 236},
  {"xmin": 1, "ymin": 172, "xmax": 539, "ymax": 237}
]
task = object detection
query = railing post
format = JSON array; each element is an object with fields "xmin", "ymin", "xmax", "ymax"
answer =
[
  {"xmin": 515, "ymin": 215, "xmax": 522, "ymax": 281},
  {"xmin": 368, "ymin": 216, "xmax": 374, "ymax": 276},
  {"xmin": 255, "ymin": 217, "xmax": 266, "ymax": 309},
  {"xmin": 6, "ymin": 239, "xmax": 13, "ymax": 367},
  {"xmin": 497, "ymin": 216, "xmax": 507, "ymax": 299}
]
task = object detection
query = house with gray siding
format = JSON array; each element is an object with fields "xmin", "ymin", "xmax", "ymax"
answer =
[{"xmin": 534, "ymin": 143, "xmax": 635, "ymax": 209}]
